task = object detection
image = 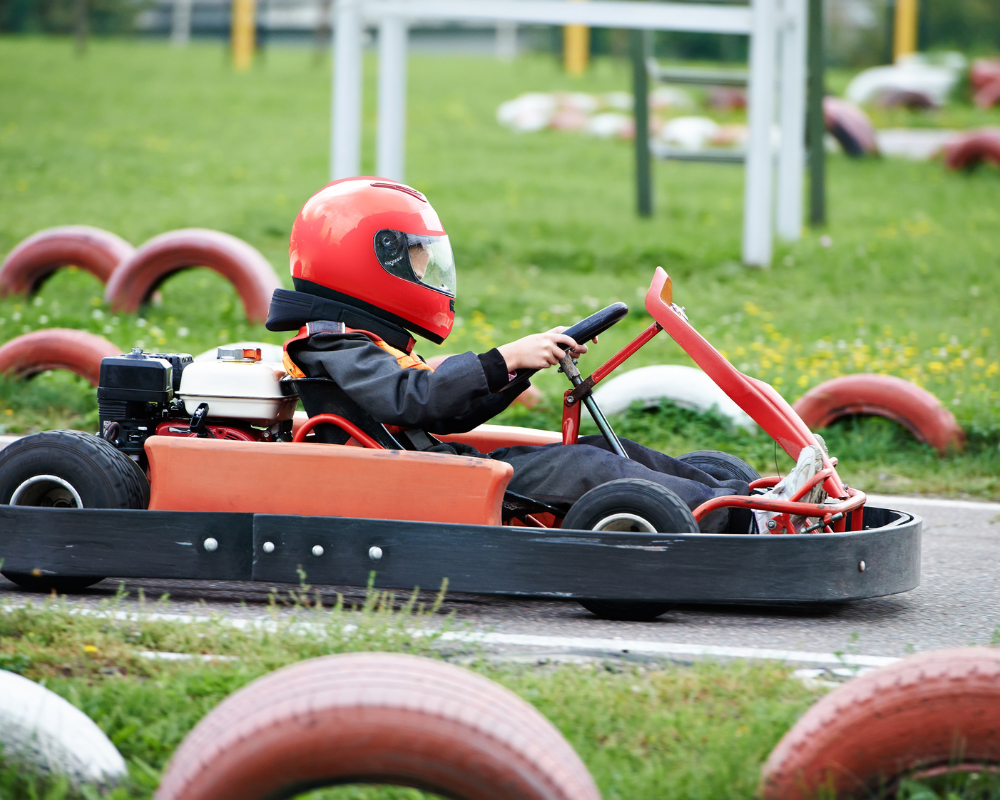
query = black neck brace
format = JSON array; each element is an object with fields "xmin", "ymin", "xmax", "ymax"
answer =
[{"xmin": 265, "ymin": 288, "xmax": 415, "ymax": 352}]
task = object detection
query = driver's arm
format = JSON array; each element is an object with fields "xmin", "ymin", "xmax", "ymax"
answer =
[{"xmin": 290, "ymin": 333, "xmax": 526, "ymax": 431}]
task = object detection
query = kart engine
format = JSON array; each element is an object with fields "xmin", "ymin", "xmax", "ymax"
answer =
[{"xmin": 97, "ymin": 347, "xmax": 297, "ymax": 464}]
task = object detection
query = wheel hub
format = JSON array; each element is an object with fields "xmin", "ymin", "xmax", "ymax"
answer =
[
  {"xmin": 592, "ymin": 513, "xmax": 657, "ymax": 534},
  {"xmin": 10, "ymin": 475, "xmax": 84, "ymax": 508}
]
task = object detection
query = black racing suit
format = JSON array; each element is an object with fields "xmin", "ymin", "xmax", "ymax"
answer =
[{"xmin": 269, "ymin": 290, "xmax": 749, "ymax": 533}]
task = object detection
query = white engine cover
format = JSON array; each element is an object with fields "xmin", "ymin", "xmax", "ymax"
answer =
[{"xmin": 178, "ymin": 360, "xmax": 297, "ymax": 425}]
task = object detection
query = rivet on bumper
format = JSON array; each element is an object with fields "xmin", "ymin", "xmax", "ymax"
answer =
[
  {"xmin": 312, "ymin": 545, "xmax": 324, "ymax": 557},
  {"xmin": 369, "ymin": 546, "xmax": 383, "ymax": 561},
  {"xmin": 203, "ymin": 538, "xmax": 218, "ymax": 552}
]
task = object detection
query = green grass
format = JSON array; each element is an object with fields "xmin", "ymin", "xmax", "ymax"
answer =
[{"xmin": 1, "ymin": 37, "xmax": 1000, "ymax": 496}]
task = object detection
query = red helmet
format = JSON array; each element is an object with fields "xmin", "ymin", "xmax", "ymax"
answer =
[{"xmin": 289, "ymin": 177, "xmax": 456, "ymax": 343}]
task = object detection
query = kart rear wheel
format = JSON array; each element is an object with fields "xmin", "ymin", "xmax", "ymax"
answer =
[
  {"xmin": 566, "ymin": 478, "xmax": 698, "ymax": 622},
  {"xmin": 0, "ymin": 430, "xmax": 148, "ymax": 593},
  {"xmin": 677, "ymin": 450, "xmax": 760, "ymax": 535}
]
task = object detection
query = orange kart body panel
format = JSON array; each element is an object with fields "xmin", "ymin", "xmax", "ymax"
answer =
[{"xmin": 145, "ymin": 436, "xmax": 513, "ymax": 526}]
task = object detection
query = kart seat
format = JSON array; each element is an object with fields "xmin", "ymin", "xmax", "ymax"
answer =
[{"xmin": 288, "ymin": 378, "xmax": 404, "ymax": 450}]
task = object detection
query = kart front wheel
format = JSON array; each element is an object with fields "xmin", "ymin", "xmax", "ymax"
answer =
[
  {"xmin": 0, "ymin": 430, "xmax": 149, "ymax": 593},
  {"xmin": 565, "ymin": 478, "xmax": 699, "ymax": 622},
  {"xmin": 677, "ymin": 450, "xmax": 761, "ymax": 535}
]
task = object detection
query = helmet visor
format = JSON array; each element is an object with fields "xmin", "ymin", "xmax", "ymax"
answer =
[{"xmin": 374, "ymin": 229, "xmax": 456, "ymax": 298}]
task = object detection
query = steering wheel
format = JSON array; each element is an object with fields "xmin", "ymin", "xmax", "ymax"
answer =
[
  {"xmin": 502, "ymin": 302, "xmax": 629, "ymax": 388},
  {"xmin": 500, "ymin": 302, "xmax": 630, "ymax": 458}
]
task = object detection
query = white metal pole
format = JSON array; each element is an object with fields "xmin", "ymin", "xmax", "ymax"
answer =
[
  {"xmin": 742, "ymin": 0, "xmax": 777, "ymax": 267},
  {"xmin": 776, "ymin": 0, "xmax": 807, "ymax": 241},
  {"xmin": 495, "ymin": 21, "xmax": 518, "ymax": 60},
  {"xmin": 171, "ymin": 0, "xmax": 193, "ymax": 46},
  {"xmin": 376, "ymin": 15, "xmax": 408, "ymax": 181},
  {"xmin": 331, "ymin": 0, "xmax": 364, "ymax": 180}
]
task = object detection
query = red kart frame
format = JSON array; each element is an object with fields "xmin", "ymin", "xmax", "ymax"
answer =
[{"xmin": 559, "ymin": 268, "xmax": 865, "ymax": 535}]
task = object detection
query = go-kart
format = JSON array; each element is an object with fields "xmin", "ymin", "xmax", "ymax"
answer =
[{"xmin": 0, "ymin": 268, "xmax": 920, "ymax": 620}]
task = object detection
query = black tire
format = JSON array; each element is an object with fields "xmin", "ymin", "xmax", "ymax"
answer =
[
  {"xmin": 0, "ymin": 430, "xmax": 148, "ymax": 593},
  {"xmin": 677, "ymin": 450, "xmax": 761, "ymax": 535},
  {"xmin": 564, "ymin": 478, "xmax": 698, "ymax": 622}
]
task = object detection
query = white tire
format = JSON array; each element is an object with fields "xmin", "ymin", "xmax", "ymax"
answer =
[
  {"xmin": 0, "ymin": 669, "xmax": 126, "ymax": 787},
  {"xmin": 591, "ymin": 364, "xmax": 756, "ymax": 430}
]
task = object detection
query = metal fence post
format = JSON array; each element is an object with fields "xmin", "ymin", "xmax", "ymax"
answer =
[
  {"xmin": 807, "ymin": 0, "xmax": 826, "ymax": 226},
  {"xmin": 631, "ymin": 28, "xmax": 652, "ymax": 218}
]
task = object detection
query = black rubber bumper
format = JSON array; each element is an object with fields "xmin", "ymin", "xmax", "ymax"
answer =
[{"xmin": 0, "ymin": 505, "xmax": 920, "ymax": 603}]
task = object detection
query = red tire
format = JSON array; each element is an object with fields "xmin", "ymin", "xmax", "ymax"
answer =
[
  {"xmin": 761, "ymin": 647, "xmax": 1000, "ymax": 800},
  {"xmin": 0, "ymin": 226, "xmax": 134, "ymax": 298},
  {"xmin": 104, "ymin": 229, "xmax": 280, "ymax": 324},
  {"xmin": 943, "ymin": 130, "xmax": 1000, "ymax": 171},
  {"xmin": 154, "ymin": 653, "xmax": 600, "ymax": 800},
  {"xmin": 970, "ymin": 59, "xmax": 1000, "ymax": 93},
  {"xmin": 823, "ymin": 97, "xmax": 879, "ymax": 157},
  {"xmin": 792, "ymin": 374, "xmax": 964, "ymax": 455},
  {"xmin": 974, "ymin": 81, "xmax": 1000, "ymax": 110},
  {"xmin": 0, "ymin": 329, "xmax": 121, "ymax": 386}
]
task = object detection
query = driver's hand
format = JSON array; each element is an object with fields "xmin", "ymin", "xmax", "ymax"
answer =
[
  {"xmin": 497, "ymin": 328, "xmax": 587, "ymax": 372},
  {"xmin": 551, "ymin": 326, "xmax": 598, "ymax": 345}
]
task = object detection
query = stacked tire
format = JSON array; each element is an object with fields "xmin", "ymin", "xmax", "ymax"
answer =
[{"xmin": 154, "ymin": 652, "xmax": 601, "ymax": 800}]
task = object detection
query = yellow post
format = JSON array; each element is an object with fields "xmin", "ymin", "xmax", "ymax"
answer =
[
  {"xmin": 893, "ymin": 0, "xmax": 918, "ymax": 62},
  {"xmin": 564, "ymin": 0, "xmax": 589, "ymax": 76},
  {"xmin": 232, "ymin": 0, "xmax": 256, "ymax": 72}
]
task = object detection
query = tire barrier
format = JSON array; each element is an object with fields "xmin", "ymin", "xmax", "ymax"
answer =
[
  {"xmin": 971, "ymin": 59, "xmax": 1000, "ymax": 109},
  {"xmin": 971, "ymin": 59, "xmax": 1000, "ymax": 90},
  {"xmin": 823, "ymin": 97, "xmax": 879, "ymax": 157},
  {"xmin": 943, "ymin": 129, "xmax": 1000, "ymax": 171},
  {"xmin": 0, "ymin": 669, "xmax": 126, "ymax": 788},
  {"xmin": 0, "ymin": 226, "xmax": 134, "ymax": 298},
  {"xmin": 591, "ymin": 364, "xmax": 756, "ymax": 431},
  {"xmin": 760, "ymin": 647, "xmax": 1000, "ymax": 800},
  {"xmin": 791, "ymin": 374, "xmax": 964, "ymax": 456},
  {"xmin": 0, "ymin": 329, "xmax": 121, "ymax": 386},
  {"xmin": 154, "ymin": 652, "xmax": 601, "ymax": 800},
  {"xmin": 104, "ymin": 229, "xmax": 280, "ymax": 324},
  {"xmin": 872, "ymin": 89, "xmax": 936, "ymax": 110}
]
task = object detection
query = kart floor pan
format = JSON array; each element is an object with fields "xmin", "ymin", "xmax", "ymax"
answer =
[{"xmin": 0, "ymin": 506, "xmax": 920, "ymax": 603}]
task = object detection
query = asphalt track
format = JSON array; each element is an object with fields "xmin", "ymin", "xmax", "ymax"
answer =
[{"xmin": 1, "ymin": 479, "xmax": 997, "ymax": 664}]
